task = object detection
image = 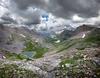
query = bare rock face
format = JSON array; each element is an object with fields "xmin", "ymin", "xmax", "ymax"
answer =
[{"xmin": 0, "ymin": 24, "xmax": 45, "ymax": 53}]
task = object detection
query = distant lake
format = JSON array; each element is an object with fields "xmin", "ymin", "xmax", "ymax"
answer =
[{"xmin": 22, "ymin": 51, "xmax": 36, "ymax": 59}]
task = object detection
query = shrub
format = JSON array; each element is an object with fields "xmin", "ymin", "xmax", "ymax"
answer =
[{"xmin": 0, "ymin": 64, "xmax": 38, "ymax": 78}]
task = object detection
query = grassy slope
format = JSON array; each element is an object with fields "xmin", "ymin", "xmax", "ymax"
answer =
[
  {"xmin": 56, "ymin": 28, "xmax": 100, "ymax": 52},
  {"xmin": 23, "ymin": 39, "xmax": 48, "ymax": 59},
  {"xmin": 57, "ymin": 28, "xmax": 100, "ymax": 78}
]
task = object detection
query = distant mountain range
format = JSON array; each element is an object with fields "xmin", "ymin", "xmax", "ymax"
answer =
[
  {"xmin": 59, "ymin": 24, "xmax": 100, "ymax": 40},
  {"xmin": 0, "ymin": 24, "xmax": 99, "ymax": 53}
]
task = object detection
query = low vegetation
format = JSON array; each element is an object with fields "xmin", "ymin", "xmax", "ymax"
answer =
[
  {"xmin": 0, "ymin": 49, "xmax": 27, "ymax": 60},
  {"xmin": 85, "ymin": 32, "xmax": 100, "ymax": 46},
  {"xmin": 0, "ymin": 63, "xmax": 38, "ymax": 78},
  {"xmin": 57, "ymin": 39, "xmax": 82, "ymax": 52},
  {"xmin": 55, "ymin": 31, "xmax": 100, "ymax": 78},
  {"xmin": 5, "ymin": 52, "xmax": 28, "ymax": 60},
  {"xmin": 59, "ymin": 50, "xmax": 100, "ymax": 78},
  {"xmin": 57, "ymin": 31, "xmax": 100, "ymax": 52},
  {"xmin": 23, "ymin": 39, "xmax": 48, "ymax": 58}
]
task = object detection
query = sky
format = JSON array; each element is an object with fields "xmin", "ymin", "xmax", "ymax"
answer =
[{"xmin": 0, "ymin": 0, "xmax": 100, "ymax": 28}]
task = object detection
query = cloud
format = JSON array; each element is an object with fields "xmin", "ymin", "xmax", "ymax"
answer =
[
  {"xmin": 72, "ymin": 14, "xmax": 84, "ymax": 22},
  {"xmin": 1, "ymin": 13, "xmax": 17, "ymax": 24},
  {"xmin": 96, "ymin": 0, "xmax": 100, "ymax": 3},
  {"xmin": 11, "ymin": 0, "xmax": 100, "ymax": 20},
  {"xmin": 0, "ymin": 0, "xmax": 42, "ymax": 25},
  {"xmin": 12, "ymin": 0, "xmax": 48, "ymax": 10},
  {"xmin": 48, "ymin": 0, "xmax": 100, "ymax": 18},
  {"xmin": 1, "ymin": 0, "xmax": 100, "ymax": 27}
]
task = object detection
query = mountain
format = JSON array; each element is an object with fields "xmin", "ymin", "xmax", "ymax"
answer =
[
  {"xmin": 0, "ymin": 24, "xmax": 100, "ymax": 78},
  {"xmin": 59, "ymin": 24, "xmax": 100, "ymax": 40},
  {"xmin": 0, "ymin": 24, "xmax": 54, "ymax": 54},
  {"xmin": 58, "ymin": 29, "xmax": 74, "ymax": 40},
  {"xmin": 74, "ymin": 24, "xmax": 97, "ymax": 33}
]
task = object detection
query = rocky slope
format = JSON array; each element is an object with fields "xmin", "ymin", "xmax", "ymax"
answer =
[
  {"xmin": 59, "ymin": 24, "xmax": 100, "ymax": 40},
  {"xmin": 0, "ymin": 24, "xmax": 100, "ymax": 78},
  {"xmin": 0, "ymin": 24, "xmax": 55, "ymax": 53}
]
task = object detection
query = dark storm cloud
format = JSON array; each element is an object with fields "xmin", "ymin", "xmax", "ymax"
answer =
[
  {"xmin": 12, "ymin": 0, "xmax": 47, "ymax": 10},
  {"xmin": 1, "ymin": 0, "xmax": 100, "ymax": 25},
  {"xmin": 49, "ymin": 0, "xmax": 100, "ymax": 18},
  {"xmin": 21, "ymin": 10, "xmax": 41, "ymax": 25},
  {"xmin": 0, "ymin": 0, "xmax": 42, "ymax": 25},
  {"xmin": 96, "ymin": 0, "xmax": 100, "ymax": 3},
  {"xmin": 9, "ymin": 0, "xmax": 42, "ymax": 25},
  {"xmin": 12, "ymin": 0, "xmax": 100, "ymax": 19},
  {"xmin": 1, "ymin": 13, "xmax": 17, "ymax": 24}
]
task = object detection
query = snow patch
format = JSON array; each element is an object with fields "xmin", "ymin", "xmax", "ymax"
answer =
[
  {"xmin": 82, "ymin": 33, "xmax": 86, "ymax": 38},
  {"xmin": 19, "ymin": 34, "xmax": 26, "ymax": 38},
  {"xmin": 55, "ymin": 40, "xmax": 60, "ymax": 43}
]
